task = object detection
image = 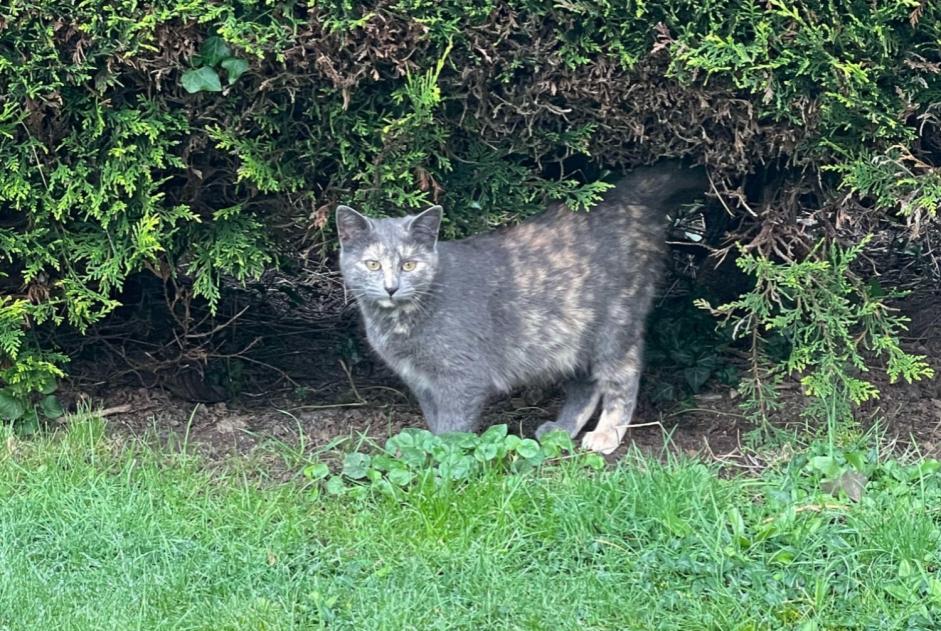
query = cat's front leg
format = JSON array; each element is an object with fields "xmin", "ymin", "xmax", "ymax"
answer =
[
  {"xmin": 414, "ymin": 389, "xmax": 438, "ymax": 428},
  {"xmin": 423, "ymin": 382, "xmax": 489, "ymax": 434}
]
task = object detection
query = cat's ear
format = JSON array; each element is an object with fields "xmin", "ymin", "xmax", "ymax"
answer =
[
  {"xmin": 408, "ymin": 205, "xmax": 443, "ymax": 247},
  {"xmin": 336, "ymin": 205, "xmax": 373, "ymax": 247}
]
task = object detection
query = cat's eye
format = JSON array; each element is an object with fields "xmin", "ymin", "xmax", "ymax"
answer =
[
  {"xmin": 401, "ymin": 261, "xmax": 417, "ymax": 272},
  {"xmin": 364, "ymin": 260, "xmax": 381, "ymax": 271}
]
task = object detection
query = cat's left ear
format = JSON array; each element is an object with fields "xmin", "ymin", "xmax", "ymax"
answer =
[{"xmin": 408, "ymin": 205, "xmax": 443, "ymax": 247}]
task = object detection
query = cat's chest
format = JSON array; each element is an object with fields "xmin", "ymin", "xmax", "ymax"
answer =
[
  {"xmin": 364, "ymin": 315, "xmax": 433, "ymax": 389},
  {"xmin": 364, "ymin": 311, "xmax": 427, "ymax": 362}
]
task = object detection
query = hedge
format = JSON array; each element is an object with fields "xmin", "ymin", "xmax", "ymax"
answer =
[{"xmin": 1, "ymin": 1, "xmax": 939, "ymax": 410}]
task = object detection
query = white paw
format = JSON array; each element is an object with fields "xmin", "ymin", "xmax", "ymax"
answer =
[{"xmin": 581, "ymin": 428, "xmax": 622, "ymax": 455}]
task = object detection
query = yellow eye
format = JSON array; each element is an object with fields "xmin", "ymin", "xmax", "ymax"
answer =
[
  {"xmin": 364, "ymin": 260, "xmax": 381, "ymax": 271},
  {"xmin": 401, "ymin": 261, "xmax": 417, "ymax": 272}
]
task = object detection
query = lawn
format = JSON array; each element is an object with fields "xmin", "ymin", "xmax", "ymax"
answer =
[{"xmin": 0, "ymin": 418, "xmax": 939, "ymax": 630}]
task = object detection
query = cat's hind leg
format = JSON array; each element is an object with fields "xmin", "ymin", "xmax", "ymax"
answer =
[
  {"xmin": 535, "ymin": 378, "xmax": 600, "ymax": 439},
  {"xmin": 581, "ymin": 345, "xmax": 642, "ymax": 455}
]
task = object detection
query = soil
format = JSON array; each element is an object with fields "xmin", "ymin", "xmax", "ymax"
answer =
[{"xmin": 72, "ymin": 289, "xmax": 941, "ymax": 467}]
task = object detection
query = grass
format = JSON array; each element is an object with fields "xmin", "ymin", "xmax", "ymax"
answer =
[{"xmin": 1, "ymin": 418, "xmax": 940, "ymax": 630}]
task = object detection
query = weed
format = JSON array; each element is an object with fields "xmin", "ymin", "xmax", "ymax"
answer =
[{"xmin": 698, "ymin": 237, "xmax": 934, "ymax": 450}]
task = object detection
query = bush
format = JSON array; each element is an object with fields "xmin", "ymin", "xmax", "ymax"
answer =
[{"xmin": 1, "ymin": 1, "xmax": 939, "ymax": 419}]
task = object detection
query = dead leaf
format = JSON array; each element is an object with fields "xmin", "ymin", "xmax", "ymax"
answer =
[{"xmin": 821, "ymin": 470, "xmax": 867, "ymax": 502}]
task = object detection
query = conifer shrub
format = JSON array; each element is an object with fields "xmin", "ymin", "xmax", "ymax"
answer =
[{"xmin": 1, "ymin": 1, "xmax": 938, "ymax": 422}]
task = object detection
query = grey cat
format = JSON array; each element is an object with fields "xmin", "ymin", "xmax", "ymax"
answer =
[{"xmin": 336, "ymin": 162, "xmax": 707, "ymax": 454}]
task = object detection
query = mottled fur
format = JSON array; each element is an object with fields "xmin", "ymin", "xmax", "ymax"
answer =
[{"xmin": 337, "ymin": 162, "xmax": 707, "ymax": 453}]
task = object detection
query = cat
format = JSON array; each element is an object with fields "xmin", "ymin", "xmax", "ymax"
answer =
[{"xmin": 336, "ymin": 162, "xmax": 707, "ymax": 454}]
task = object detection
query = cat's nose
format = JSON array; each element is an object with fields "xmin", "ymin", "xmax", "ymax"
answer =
[{"xmin": 385, "ymin": 284, "xmax": 399, "ymax": 296}]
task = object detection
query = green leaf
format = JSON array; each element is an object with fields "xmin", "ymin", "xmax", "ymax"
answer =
[
  {"xmin": 325, "ymin": 476, "xmax": 346, "ymax": 495},
  {"xmin": 16, "ymin": 408, "xmax": 39, "ymax": 435},
  {"xmin": 386, "ymin": 432, "xmax": 413, "ymax": 452},
  {"xmin": 0, "ymin": 391, "xmax": 25, "ymax": 421},
  {"xmin": 199, "ymin": 36, "xmax": 231, "ymax": 67},
  {"xmin": 929, "ymin": 577, "xmax": 941, "ymax": 602},
  {"xmin": 303, "ymin": 462, "xmax": 330, "ymax": 480},
  {"xmin": 370, "ymin": 454, "xmax": 396, "ymax": 472},
  {"xmin": 770, "ymin": 548, "xmax": 795, "ymax": 566},
  {"xmin": 441, "ymin": 432, "xmax": 477, "ymax": 449},
  {"xmin": 387, "ymin": 467, "xmax": 414, "ymax": 486},
  {"xmin": 898, "ymin": 559, "xmax": 913, "ymax": 579},
  {"xmin": 538, "ymin": 430, "xmax": 574, "ymax": 457},
  {"xmin": 516, "ymin": 438, "xmax": 541, "ymax": 459},
  {"xmin": 582, "ymin": 453, "xmax": 605, "ymax": 471},
  {"xmin": 342, "ymin": 453, "xmax": 371, "ymax": 480},
  {"xmin": 808, "ymin": 456, "xmax": 841, "ymax": 479},
  {"xmin": 480, "ymin": 424, "xmax": 508, "ymax": 443},
  {"xmin": 884, "ymin": 582, "xmax": 915, "ymax": 604},
  {"xmin": 396, "ymin": 446, "xmax": 428, "ymax": 468},
  {"xmin": 40, "ymin": 395, "xmax": 64, "ymax": 419},
  {"xmin": 917, "ymin": 459, "xmax": 941, "ymax": 477},
  {"xmin": 181, "ymin": 67, "xmax": 222, "ymax": 93},
  {"xmin": 473, "ymin": 442, "xmax": 499, "ymax": 462},
  {"xmin": 649, "ymin": 382, "xmax": 676, "ymax": 402},
  {"xmin": 683, "ymin": 364, "xmax": 713, "ymax": 392},
  {"xmin": 38, "ymin": 374, "xmax": 58, "ymax": 395},
  {"xmin": 844, "ymin": 450, "xmax": 867, "ymax": 472},
  {"xmin": 221, "ymin": 57, "xmax": 249, "ymax": 85},
  {"xmin": 439, "ymin": 454, "xmax": 474, "ymax": 480},
  {"xmin": 727, "ymin": 507, "xmax": 750, "ymax": 548}
]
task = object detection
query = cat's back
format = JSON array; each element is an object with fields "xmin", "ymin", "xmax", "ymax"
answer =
[{"xmin": 418, "ymin": 163, "xmax": 705, "ymax": 389}]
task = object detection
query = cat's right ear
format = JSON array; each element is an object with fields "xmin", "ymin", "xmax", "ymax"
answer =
[{"xmin": 336, "ymin": 205, "xmax": 373, "ymax": 247}]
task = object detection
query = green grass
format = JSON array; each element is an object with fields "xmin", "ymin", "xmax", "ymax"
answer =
[{"xmin": 1, "ymin": 419, "xmax": 940, "ymax": 630}]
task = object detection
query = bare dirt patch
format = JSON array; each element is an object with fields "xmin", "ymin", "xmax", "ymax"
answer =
[{"xmin": 71, "ymin": 290, "xmax": 941, "ymax": 465}]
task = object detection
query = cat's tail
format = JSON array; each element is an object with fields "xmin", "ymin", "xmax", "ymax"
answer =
[{"xmin": 613, "ymin": 160, "xmax": 710, "ymax": 206}]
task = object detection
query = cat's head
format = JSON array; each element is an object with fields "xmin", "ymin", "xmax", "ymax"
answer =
[{"xmin": 336, "ymin": 204, "xmax": 442, "ymax": 310}]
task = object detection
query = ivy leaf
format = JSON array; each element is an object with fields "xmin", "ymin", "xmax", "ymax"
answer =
[
  {"xmin": 683, "ymin": 364, "xmax": 713, "ymax": 392},
  {"xmin": 0, "ymin": 392, "xmax": 25, "ymax": 421},
  {"xmin": 221, "ymin": 57, "xmax": 249, "ymax": 85},
  {"xmin": 649, "ymin": 382, "xmax": 676, "ymax": 402},
  {"xmin": 181, "ymin": 67, "xmax": 222, "ymax": 93},
  {"xmin": 199, "ymin": 36, "xmax": 231, "ymax": 67}
]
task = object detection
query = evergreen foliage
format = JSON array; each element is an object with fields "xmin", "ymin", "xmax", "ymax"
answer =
[{"xmin": 1, "ymin": 1, "xmax": 938, "ymax": 412}]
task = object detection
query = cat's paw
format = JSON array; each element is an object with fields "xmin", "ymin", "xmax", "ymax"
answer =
[
  {"xmin": 535, "ymin": 421, "xmax": 567, "ymax": 439},
  {"xmin": 581, "ymin": 428, "xmax": 622, "ymax": 455}
]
